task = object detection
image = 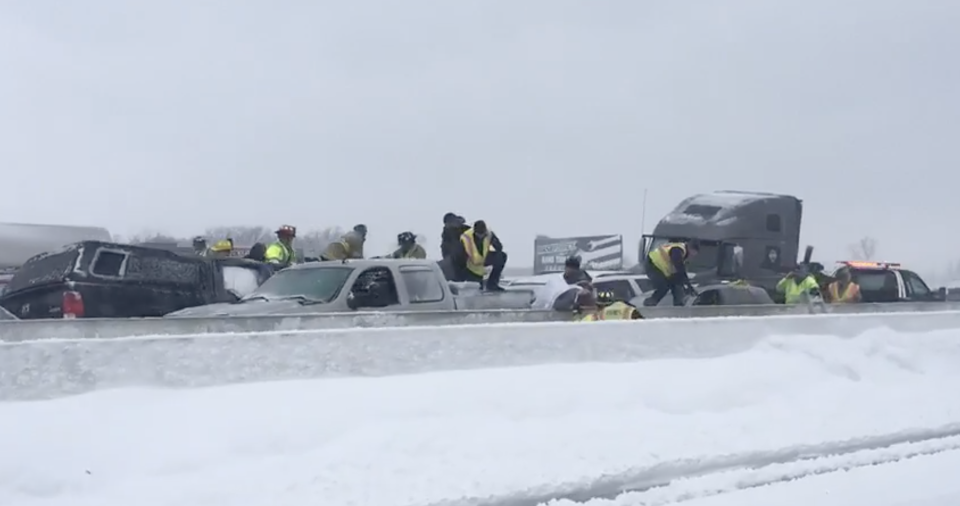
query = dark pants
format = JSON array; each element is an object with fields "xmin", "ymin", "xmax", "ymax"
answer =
[
  {"xmin": 455, "ymin": 251, "xmax": 507, "ymax": 289},
  {"xmin": 644, "ymin": 260, "xmax": 686, "ymax": 306}
]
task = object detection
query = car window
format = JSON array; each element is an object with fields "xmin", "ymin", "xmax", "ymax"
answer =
[
  {"xmin": 901, "ymin": 271, "xmax": 931, "ymax": 297},
  {"xmin": 351, "ymin": 267, "xmax": 400, "ymax": 307},
  {"xmin": 850, "ymin": 270, "xmax": 898, "ymax": 292},
  {"xmin": 400, "ymin": 268, "xmax": 445, "ymax": 303},
  {"xmin": 594, "ymin": 280, "xmax": 635, "ymax": 301},
  {"xmin": 222, "ymin": 266, "xmax": 262, "ymax": 298},
  {"xmin": 692, "ymin": 289, "xmax": 720, "ymax": 305},
  {"xmin": 245, "ymin": 266, "xmax": 353, "ymax": 302},
  {"xmin": 90, "ymin": 249, "xmax": 127, "ymax": 277},
  {"xmin": 635, "ymin": 278, "xmax": 654, "ymax": 293}
]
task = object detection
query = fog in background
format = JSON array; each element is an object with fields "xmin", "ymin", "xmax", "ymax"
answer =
[{"xmin": 1, "ymin": 0, "xmax": 958, "ymax": 271}]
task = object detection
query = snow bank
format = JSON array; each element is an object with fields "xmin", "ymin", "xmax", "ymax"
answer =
[
  {"xmin": 3, "ymin": 327, "xmax": 960, "ymax": 506},
  {"xmin": 7, "ymin": 311, "xmax": 960, "ymax": 401}
]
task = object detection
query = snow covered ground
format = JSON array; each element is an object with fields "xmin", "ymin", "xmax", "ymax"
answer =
[{"xmin": 3, "ymin": 326, "xmax": 960, "ymax": 506}]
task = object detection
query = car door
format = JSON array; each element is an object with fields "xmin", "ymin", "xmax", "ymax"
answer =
[
  {"xmin": 348, "ymin": 266, "xmax": 402, "ymax": 310},
  {"xmin": 396, "ymin": 266, "xmax": 449, "ymax": 310},
  {"xmin": 901, "ymin": 270, "xmax": 935, "ymax": 302}
]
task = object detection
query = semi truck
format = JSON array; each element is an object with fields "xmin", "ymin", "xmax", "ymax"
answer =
[{"xmin": 639, "ymin": 190, "xmax": 805, "ymax": 294}]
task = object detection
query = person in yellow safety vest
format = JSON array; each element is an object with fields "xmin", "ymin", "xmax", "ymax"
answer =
[
  {"xmin": 264, "ymin": 225, "xmax": 297, "ymax": 268},
  {"xmin": 776, "ymin": 265, "xmax": 821, "ymax": 304},
  {"xmin": 644, "ymin": 240, "xmax": 700, "ymax": 307},
  {"xmin": 321, "ymin": 224, "xmax": 367, "ymax": 261},
  {"xmin": 208, "ymin": 239, "xmax": 234, "ymax": 258},
  {"xmin": 581, "ymin": 290, "xmax": 643, "ymax": 321},
  {"xmin": 454, "ymin": 220, "xmax": 507, "ymax": 292},
  {"xmin": 826, "ymin": 267, "xmax": 862, "ymax": 303},
  {"xmin": 390, "ymin": 231, "xmax": 427, "ymax": 259}
]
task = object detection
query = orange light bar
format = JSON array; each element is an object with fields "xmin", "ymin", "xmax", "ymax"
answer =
[{"xmin": 839, "ymin": 261, "xmax": 901, "ymax": 270}]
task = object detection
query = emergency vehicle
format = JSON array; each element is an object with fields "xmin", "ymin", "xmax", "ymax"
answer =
[{"xmin": 831, "ymin": 261, "xmax": 943, "ymax": 303}]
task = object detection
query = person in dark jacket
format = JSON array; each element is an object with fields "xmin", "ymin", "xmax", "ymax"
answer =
[
  {"xmin": 453, "ymin": 220, "xmax": 507, "ymax": 291},
  {"xmin": 245, "ymin": 242, "xmax": 267, "ymax": 262},
  {"xmin": 440, "ymin": 212, "xmax": 469, "ymax": 260},
  {"xmin": 643, "ymin": 240, "xmax": 699, "ymax": 306},
  {"xmin": 563, "ymin": 255, "xmax": 592, "ymax": 285}
]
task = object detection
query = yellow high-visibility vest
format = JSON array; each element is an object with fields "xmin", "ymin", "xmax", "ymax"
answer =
[
  {"xmin": 460, "ymin": 228, "xmax": 492, "ymax": 276},
  {"xmin": 649, "ymin": 243, "xmax": 687, "ymax": 275}
]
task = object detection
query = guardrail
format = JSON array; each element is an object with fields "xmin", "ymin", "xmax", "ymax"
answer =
[
  {"xmin": 1, "ymin": 301, "xmax": 958, "ymax": 342},
  {"xmin": 4, "ymin": 310, "xmax": 960, "ymax": 401}
]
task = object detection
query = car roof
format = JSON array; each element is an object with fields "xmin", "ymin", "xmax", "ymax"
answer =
[
  {"xmin": 830, "ymin": 261, "xmax": 913, "ymax": 276},
  {"xmin": 286, "ymin": 258, "xmax": 439, "ymax": 270}
]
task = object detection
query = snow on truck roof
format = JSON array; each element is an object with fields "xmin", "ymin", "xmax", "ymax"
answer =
[
  {"xmin": 660, "ymin": 190, "xmax": 798, "ymax": 226},
  {"xmin": 0, "ymin": 222, "xmax": 112, "ymax": 268}
]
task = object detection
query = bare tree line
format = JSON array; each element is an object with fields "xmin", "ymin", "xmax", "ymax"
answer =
[
  {"xmin": 114, "ymin": 225, "xmax": 430, "ymax": 256},
  {"xmin": 114, "ymin": 225, "xmax": 345, "ymax": 256}
]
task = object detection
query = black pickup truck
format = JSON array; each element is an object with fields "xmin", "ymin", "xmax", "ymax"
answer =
[{"xmin": 0, "ymin": 241, "xmax": 273, "ymax": 319}]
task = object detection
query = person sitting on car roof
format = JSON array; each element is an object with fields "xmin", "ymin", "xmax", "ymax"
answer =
[
  {"xmin": 453, "ymin": 220, "xmax": 507, "ymax": 291},
  {"xmin": 776, "ymin": 264, "xmax": 820, "ymax": 304},
  {"xmin": 321, "ymin": 224, "xmax": 367, "ymax": 261},
  {"xmin": 208, "ymin": 239, "xmax": 234, "ymax": 258},
  {"xmin": 265, "ymin": 225, "xmax": 297, "ymax": 268},
  {"xmin": 440, "ymin": 213, "xmax": 469, "ymax": 261},
  {"xmin": 825, "ymin": 267, "xmax": 862, "ymax": 304},
  {"xmin": 390, "ymin": 232, "xmax": 427, "ymax": 259}
]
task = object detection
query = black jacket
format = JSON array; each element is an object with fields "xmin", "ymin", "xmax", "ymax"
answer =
[
  {"xmin": 454, "ymin": 231, "xmax": 503, "ymax": 268},
  {"xmin": 440, "ymin": 224, "xmax": 470, "ymax": 259}
]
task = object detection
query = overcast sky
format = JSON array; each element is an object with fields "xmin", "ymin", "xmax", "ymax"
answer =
[{"xmin": 1, "ymin": 0, "xmax": 958, "ymax": 268}]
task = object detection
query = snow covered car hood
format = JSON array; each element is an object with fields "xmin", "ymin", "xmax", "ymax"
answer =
[{"xmin": 165, "ymin": 299, "xmax": 329, "ymax": 317}]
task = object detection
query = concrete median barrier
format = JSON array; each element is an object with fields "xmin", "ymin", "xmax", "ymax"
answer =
[
  {"xmin": 0, "ymin": 309, "xmax": 569, "ymax": 342},
  {"xmin": 4, "ymin": 311, "xmax": 960, "ymax": 402},
  {"xmin": 2, "ymin": 302, "xmax": 959, "ymax": 343}
]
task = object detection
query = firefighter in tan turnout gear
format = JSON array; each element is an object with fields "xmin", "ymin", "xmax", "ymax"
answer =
[
  {"xmin": 580, "ymin": 290, "xmax": 643, "ymax": 321},
  {"xmin": 390, "ymin": 232, "xmax": 427, "ymax": 259},
  {"xmin": 321, "ymin": 224, "xmax": 367, "ymax": 261}
]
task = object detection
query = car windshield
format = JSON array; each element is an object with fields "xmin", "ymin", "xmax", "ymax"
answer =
[
  {"xmin": 847, "ymin": 270, "xmax": 896, "ymax": 292},
  {"xmin": 242, "ymin": 266, "xmax": 353, "ymax": 303}
]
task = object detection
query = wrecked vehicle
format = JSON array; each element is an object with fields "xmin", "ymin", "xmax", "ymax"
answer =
[
  {"xmin": 821, "ymin": 261, "xmax": 945, "ymax": 303},
  {"xmin": 632, "ymin": 282, "xmax": 775, "ymax": 308},
  {"xmin": 640, "ymin": 190, "xmax": 805, "ymax": 294},
  {"xmin": 0, "ymin": 222, "xmax": 113, "ymax": 297},
  {"xmin": 167, "ymin": 258, "xmax": 533, "ymax": 317},
  {"xmin": 0, "ymin": 241, "xmax": 272, "ymax": 319}
]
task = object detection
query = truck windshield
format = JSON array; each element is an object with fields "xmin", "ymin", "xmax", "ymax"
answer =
[
  {"xmin": 646, "ymin": 237, "xmax": 719, "ymax": 272},
  {"xmin": 243, "ymin": 266, "xmax": 354, "ymax": 303}
]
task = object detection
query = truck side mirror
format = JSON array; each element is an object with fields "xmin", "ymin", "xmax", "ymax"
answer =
[{"xmin": 346, "ymin": 291, "xmax": 359, "ymax": 310}]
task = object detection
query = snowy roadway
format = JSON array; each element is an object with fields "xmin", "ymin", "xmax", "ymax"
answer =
[{"xmin": 2, "ymin": 326, "xmax": 960, "ymax": 505}]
